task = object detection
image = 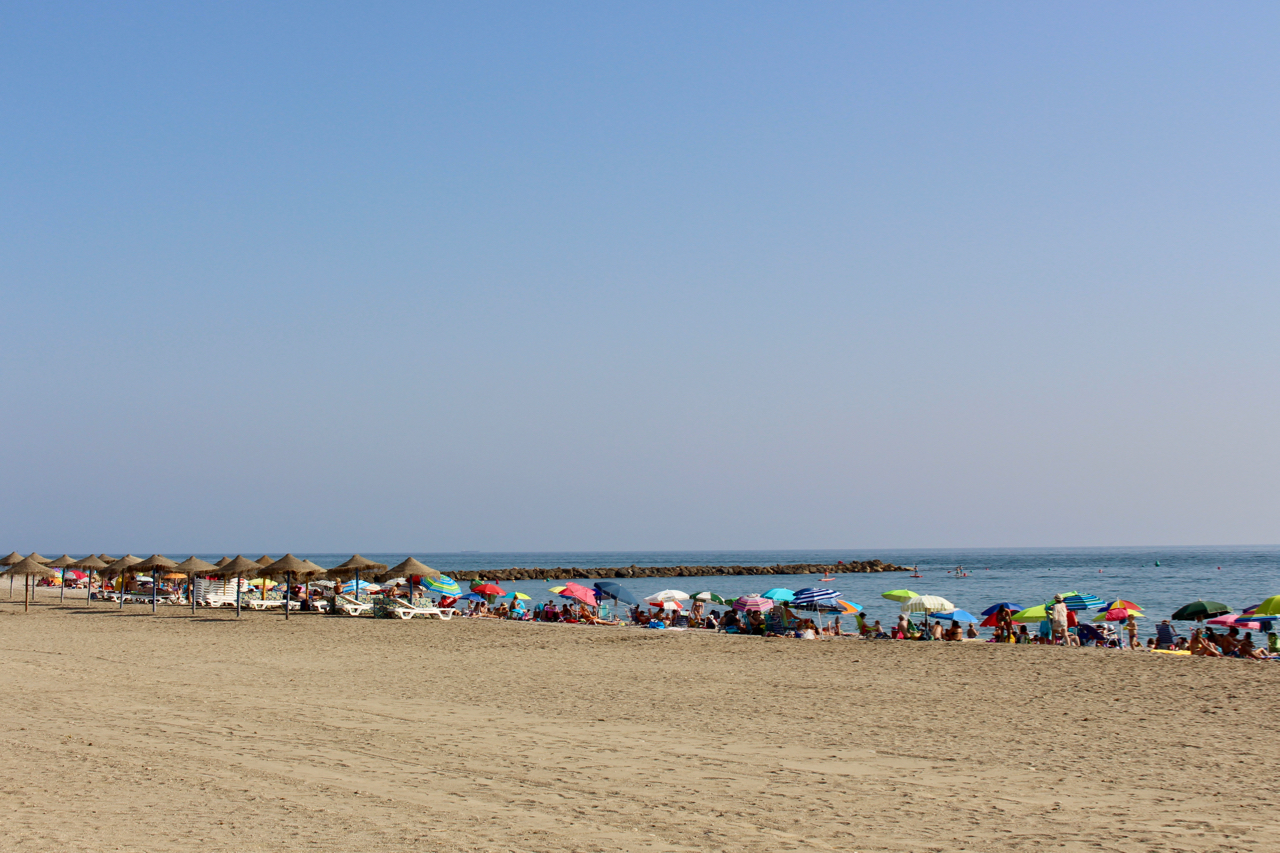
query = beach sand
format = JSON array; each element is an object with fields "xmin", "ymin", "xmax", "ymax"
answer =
[{"xmin": 1, "ymin": 603, "xmax": 1277, "ymax": 852}]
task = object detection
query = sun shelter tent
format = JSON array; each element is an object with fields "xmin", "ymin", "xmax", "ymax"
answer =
[
  {"xmin": 214, "ymin": 556, "xmax": 263, "ymax": 618},
  {"xmin": 70, "ymin": 555, "xmax": 108, "ymax": 606},
  {"xmin": 328, "ymin": 555, "xmax": 387, "ymax": 604},
  {"xmin": 173, "ymin": 557, "xmax": 220, "ymax": 615},
  {"xmin": 382, "ymin": 557, "xmax": 441, "ymax": 601},
  {"xmin": 134, "ymin": 555, "xmax": 178, "ymax": 613},
  {"xmin": 1, "ymin": 552, "xmax": 24, "ymax": 599},
  {"xmin": 8, "ymin": 557, "xmax": 56, "ymax": 612},
  {"xmin": 102, "ymin": 555, "xmax": 142, "ymax": 609},
  {"xmin": 259, "ymin": 554, "xmax": 323, "ymax": 619},
  {"xmin": 46, "ymin": 555, "xmax": 76, "ymax": 602}
]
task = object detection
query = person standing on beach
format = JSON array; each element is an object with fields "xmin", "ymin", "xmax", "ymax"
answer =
[
  {"xmin": 1126, "ymin": 613, "xmax": 1139, "ymax": 649},
  {"xmin": 1050, "ymin": 594, "xmax": 1069, "ymax": 644}
]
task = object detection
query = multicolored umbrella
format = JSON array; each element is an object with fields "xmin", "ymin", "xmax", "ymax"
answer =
[
  {"xmin": 733, "ymin": 596, "xmax": 774, "ymax": 612},
  {"xmin": 1059, "ymin": 593, "xmax": 1105, "ymax": 612},
  {"xmin": 424, "ymin": 575, "xmax": 461, "ymax": 595},
  {"xmin": 1247, "ymin": 595, "xmax": 1280, "ymax": 617},
  {"xmin": 691, "ymin": 591, "xmax": 730, "ymax": 604},
  {"xmin": 1093, "ymin": 608, "xmax": 1144, "ymax": 622},
  {"xmin": 981, "ymin": 602, "xmax": 1022, "ymax": 616}
]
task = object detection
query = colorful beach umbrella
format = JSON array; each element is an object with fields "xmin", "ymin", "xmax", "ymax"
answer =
[
  {"xmin": 1207, "ymin": 614, "xmax": 1262, "ymax": 629},
  {"xmin": 1248, "ymin": 595, "xmax": 1280, "ymax": 617},
  {"xmin": 792, "ymin": 587, "xmax": 840, "ymax": 606},
  {"xmin": 761, "ymin": 588, "xmax": 795, "ymax": 602},
  {"xmin": 981, "ymin": 602, "xmax": 1022, "ymax": 617},
  {"xmin": 691, "ymin": 591, "xmax": 730, "ymax": 604},
  {"xmin": 424, "ymin": 575, "xmax": 461, "ymax": 595},
  {"xmin": 881, "ymin": 589, "xmax": 918, "ymax": 602},
  {"xmin": 503, "ymin": 592, "xmax": 531, "ymax": 600},
  {"xmin": 1059, "ymin": 593, "xmax": 1105, "ymax": 612},
  {"xmin": 1093, "ymin": 608, "xmax": 1143, "ymax": 623},
  {"xmin": 1098, "ymin": 599, "xmax": 1142, "ymax": 613},
  {"xmin": 1012, "ymin": 604, "xmax": 1048, "ymax": 623},
  {"xmin": 733, "ymin": 596, "xmax": 774, "ymax": 612},
  {"xmin": 472, "ymin": 583, "xmax": 505, "ymax": 596}
]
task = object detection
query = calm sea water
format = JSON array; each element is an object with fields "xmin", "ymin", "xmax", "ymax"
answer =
[{"xmin": 224, "ymin": 546, "xmax": 1280, "ymax": 637}]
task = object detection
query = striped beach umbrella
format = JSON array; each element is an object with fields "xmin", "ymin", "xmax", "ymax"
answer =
[
  {"xmin": 900, "ymin": 595, "xmax": 955, "ymax": 614},
  {"xmin": 1058, "ymin": 593, "xmax": 1105, "ymax": 612},
  {"xmin": 424, "ymin": 575, "xmax": 461, "ymax": 595},
  {"xmin": 733, "ymin": 596, "xmax": 774, "ymax": 612},
  {"xmin": 792, "ymin": 587, "xmax": 840, "ymax": 606}
]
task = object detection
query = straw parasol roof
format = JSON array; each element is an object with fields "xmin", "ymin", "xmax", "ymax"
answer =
[
  {"xmin": 255, "ymin": 555, "xmax": 275, "ymax": 567},
  {"xmin": 26, "ymin": 553, "xmax": 50, "ymax": 564},
  {"xmin": 135, "ymin": 554, "xmax": 178, "ymax": 571},
  {"xmin": 106, "ymin": 555, "xmax": 142, "ymax": 571},
  {"xmin": 7, "ymin": 557, "xmax": 56, "ymax": 579},
  {"xmin": 258, "ymin": 554, "xmax": 318, "ymax": 579},
  {"xmin": 300, "ymin": 559, "xmax": 327, "ymax": 578},
  {"xmin": 327, "ymin": 554, "xmax": 387, "ymax": 581},
  {"xmin": 71, "ymin": 554, "xmax": 108, "ymax": 571},
  {"xmin": 386, "ymin": 557, "xmax": 441, "ymax": 581},
  {"xmin": 174, "ymin": 556, "xmax": 220, "ymax": 576},
  {"xmin": 47, "ymin": 555, "xmax": 77, "ymax": 568},
  {"xmin": 214, "ymin": 556, "xmax": 232, "ymax": 568},
  {"xmin": 1, "ymin": 552, "xmax": 24, "ymax": 566},
  {"xmin": 97, "ymin": 555, "xmax": 115, "ymax": 562},
  {"xmin": 215, "ymin": 555, "xmax": 262, "ymax": 578}
]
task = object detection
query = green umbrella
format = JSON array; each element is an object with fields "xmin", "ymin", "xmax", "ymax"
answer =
[
  {"xmin": 692, "ymin": 591, "xmax": 730, "ymax": 604},
  {"xmin": 1249, "ymin": 595, "xmax": 1280, "ymax": 617},
  {"xmin": 881, "ymin": 589, "xmax": 918, "ymax": 602},
  {"xmin": 1012, "ymin": 604, "xmax": 1048, "ymax": 623},
  {"xmin": 1170, "ymin": 600, "xmax": 1230, "ymax": 621}
]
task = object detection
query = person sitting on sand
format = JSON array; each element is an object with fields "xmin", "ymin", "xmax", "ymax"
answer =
[
  {"xmin": 1238, "ymin": 632, "xmax": 1268, "ymax": 660},
  {"xmin": 895, "ymin": 613, "xmax": 909, "ymax": 639},
  {"xmin": 720, "ymin": 609, "xmax": 741, "ymax": 633},
  {"xmin": 945, "ymin": 620, "xmax": 962, "ymax": 641},
  {"xmin": 966, "ymin": 622, "xmax": 978, "ymax": 639},
  {"xmin": 1188, "ymin": 628, "xmax": 1221, "ymax": 657},
  {"xmin": 930, "ymin": 620, "xmax": 945, "ymax": 641},
  {"xmin": 1269, "ymin": 632, "xmax": 1280, "ymax": 656},
  {"xmin": 1016, "ymin": 624, "xmax": 1030, "ymax": 644},
  {"xmin": 703, "ymin": 610, "xmax": 719, "ymax": 630},
  {"xmin": 1155, "ymin": 620, "xmax": 1179, "ymax": 650}
]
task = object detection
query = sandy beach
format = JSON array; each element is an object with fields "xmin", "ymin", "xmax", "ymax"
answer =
[{"xmin": 1, "ymin": 603, "xmax": 1277, "ymax": 853}]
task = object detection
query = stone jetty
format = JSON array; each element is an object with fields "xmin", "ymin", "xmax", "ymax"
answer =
[{"xmin": 449, "ymin": 560, "xmax": 907, "ymax": 582}]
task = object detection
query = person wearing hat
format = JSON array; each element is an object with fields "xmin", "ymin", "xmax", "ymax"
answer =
[{"xmin": 1050, "ymin": 594, "xmax": 1069, "ymax": 644}]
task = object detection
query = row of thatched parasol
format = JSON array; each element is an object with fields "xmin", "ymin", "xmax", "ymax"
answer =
[{"xmin": 0, "ymin": 552, "xmax": 441, "ymax": 618}]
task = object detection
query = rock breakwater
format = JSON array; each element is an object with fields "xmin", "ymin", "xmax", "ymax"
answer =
[{"xmin": 449, "ymin": 560, "xmax": 907, "ymax": 582}]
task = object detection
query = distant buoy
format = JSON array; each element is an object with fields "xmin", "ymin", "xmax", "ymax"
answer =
[{"xmin": 1155, "ymin": 560, "xmax": 1160, "ymax": 567}]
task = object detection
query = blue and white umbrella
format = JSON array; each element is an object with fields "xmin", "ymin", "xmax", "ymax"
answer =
[
  {"xmin": 1059, "ymin": 593, "xmax": 1105, "ymax": 612},
  {"xmin": 792, "ymin": 587, "xmax": 841, "ymax": 606}
]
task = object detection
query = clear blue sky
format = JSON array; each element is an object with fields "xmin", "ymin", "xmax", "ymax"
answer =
[{"xmin": 3, "ymin": 2, "xmax": 1278, "ymax": 553}]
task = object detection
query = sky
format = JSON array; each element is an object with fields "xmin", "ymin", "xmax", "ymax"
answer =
[{"xmin": 3, "ymin": 2, "xmax": 1279, "ymax": 553}]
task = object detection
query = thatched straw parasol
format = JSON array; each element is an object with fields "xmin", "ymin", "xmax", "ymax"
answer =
[
  {"xmin": 26, "ymin": 553, "xmax": 50, "ymax": 564},
  {"xmin": 8, "ymin": 557, "xmax": 56, "ymax": 612},
  {"xmin": 214, "ymin": 556, "xmax": 232, "ymax": 568},
  {"xmin": 214, "ymin": 556, "xmax": 261, "ymax": 618},
  {"xmin": 258, "ymin": 554, "xmax": 320, "ymax": 620},
  {"xmin": 0, "ymin": 552, "xmax": 22, "ymax": 566},
  {"xmin": 135, "ymin": 555, "xmax": 177, "ymax": 614},
  {"xmin": 327, "ymin": 555, "xmax": 388, "ymax": 607},
  {"xmin": 70, "ymin": 555, "xmax": 108, "ymax": 607},
  {"xmin": 381, "ymin": 557, "xmax": 441, "ymax": 598},
  {"xmin": 104, "ymin": 555, "xmax": 142, "ymax": 610},
  {"xmin": 46, "ymin": 555, "xmax": 76, "ymax": 603},
  {"xmin": 98, "ymin": 555, "xmax": 115, "ymax": 563},
  {"xmin": 173, "ymin": 557, "xmax": 220, "ymax": 615},
  {"xmin": 254, "ymin": 555, "xmax": 275, "ymax": 567}
]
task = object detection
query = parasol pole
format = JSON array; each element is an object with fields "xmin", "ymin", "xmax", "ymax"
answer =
[
  {"xmin": 24, "ymin": 574, "xmax": 30, "ymax": 613},
  {"xmin": 284, "ymin": 571, "xmax": 291, "ymax": 621},
  {"xmin": 152, "ymin": 567, "xmax": 158, "ymax": 614},
  {"xmin": 60, "ymin": 568, "xmax": 65, "ymax": 603}
]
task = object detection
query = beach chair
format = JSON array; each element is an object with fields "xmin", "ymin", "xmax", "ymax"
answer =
[{"xmin": 334, "ymin": 594, "xmax": 372, "ymax": 616}]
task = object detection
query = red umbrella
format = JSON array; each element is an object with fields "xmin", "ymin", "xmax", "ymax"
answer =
[
  {"xmin": 560, "ymin": 582, "xmax": 598, "ymax": 605},
  {"xmin": 472, "ymin": 583, "xmax": 505, "ymax": 596}
]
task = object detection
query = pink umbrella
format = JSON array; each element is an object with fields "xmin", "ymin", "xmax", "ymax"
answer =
[
  {"xmin": 561, "ymin": 582, "xmax": 599, "ymax": 605},
  {"xmin": 733, "ymin": 596, "xmax": 774, "ymax": 612},
  {"xmin": 1207, "ymin": 614, "xmax": 1262, "ymax": 630}
]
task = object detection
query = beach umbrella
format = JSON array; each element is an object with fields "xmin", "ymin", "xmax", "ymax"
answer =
[
  {"xmin": 933, "ymin": 609, "xmax": 980, "ymax": 624},
  {"xmin": 134, "ymin": 555, "xmax": 178, "ymax": 613},
  {"xmin": 1098, "ymin": 599, "xmax": 1142, "ymax": 613},
  {"xmin": 456, "ymin": 592, "xmax": 486, "ymax": 603},
  {"xmin": 900, "ymin": 595, "xmax": 955, "ymax": 614},
  {"xmin": 329, "ymin": 555, "xmax": 388, "ymax": 605},
  {"xmin": 10, "ymin": 553, "xmax": 50, "ymax": 601},
  {"xmin": 385, "ymin": 557, "xmax": 441, "ymax": 584},
  {"xmin": 691, "ymin": 591, "xmax": 730, "ymax": 605},
  {"xmin": 172, "ymin": 557, "xmax": 219, "ymax": 615},
  {"xmin": 594, "ymin": 581, "xmax": 640, "ymax": 606},
  {"xmin": 1171, "ymin": 600, "xmax": 1230, "ymax": 622},
  {"xmin": 645, "ymin": 590, "xmax": 691, "ymax": 603},
  {"xmin": 548, "ymin": 586, "xmax": 566, "ymax": 594},
  {"xmin": 215, "ymin": 556, "xmax": 262, "ymax": 617},
  {"xmin": 104, "ymin": 555, "xmax": 143, "ymax": 610},
  {"xmin": 339, "ymin": 579, "xmax": 380, "ymax": 594},
  {"xmin": 793, "ymin": 588, "xmax": 841, "ymax": 606},
  {"xmin": 424, "ymin": 575, "xmax": 461, "ymax": 596},
  {"xmin": 1207, "ymin": 614, "xmax": 1262, "ymax": 629},
  {"xmin": 981, "ymin": 602, "xmax": 1022, "ymax": 617},
  {"xmin": 26, "ymin": 553, "xmax": 50, "ymax": 563},
  {"xmin": 97, "ymin": 555, "xmax": 115, "ymax": 563},
  {"xmin": 652, "ymin": 600, "xmax": 682, "ymax": 611},
  {"xmin": 559, "ymin": 582, "xmax": 598, "ymax": 607},
  {"xmin": 1093, "ymin": 608, "xmax": 1144, "ymax": 623},
  {"xmin": 214, "ymin": 556, "xmax": 232, "ymax": 568},
  {"xmin": 1248, "ymin": 596, "xmax": 1280, "ymax": 617},
  {"xmin": 472, "ymin": 583, "xmax": 505, "ymax": 597},
  {"xmin": 254, "ymin": 555, "xmax": 275, "ymax": 568},
  {"xmin": 0, "ymin": 551, "xmax": 22, "ymax": 599},
  {"xmin": 8, "ymin": 557, "xmax": 56, "ymax": 612},
  {"xmin": 504, "ymin": 592, "xmax": 532, "ymax": 600},
  {"xmin": 260, "ymin": 554, "xmax": 317, "ymax": 620},
  {"xmin": 70, "ymin": 555, "xmax": 108, "ymax": 607},
  {"xmin": 761, "ymin": 588, "xmax": 796, "ymax": 602},
  {"xmin": 46, "ymin": 555, "xmax": 76, "ymax": 602},
  {"xmin": 1011, "ymin": 604, "xmax": 1047, "ymax": 623},
  {"xmin": 1059, "ymin": 593, "xmax": 1105, "ymax": 612},
  {"xmin": 881, "ymin": 589, "xmax": 918, "ymax": 602},
  {"xmin": 733, "ymin": 596, "xmax": 774, "ymax": 612}
]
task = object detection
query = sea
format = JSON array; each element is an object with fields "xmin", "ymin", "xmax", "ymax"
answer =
[{"xmin": 233, "ymin": 546, "xmax": 1280, "ymax": 634}]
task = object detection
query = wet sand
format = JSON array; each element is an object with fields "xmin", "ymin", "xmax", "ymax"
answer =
[{"xmin": 0, "ymin": 601, "xmax": 1277, "ymax": 852}]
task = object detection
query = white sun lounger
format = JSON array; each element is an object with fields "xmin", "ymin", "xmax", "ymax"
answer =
[{"xmin": 334, "ymin": 594, "xmax": 372, "ymax": 616}]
